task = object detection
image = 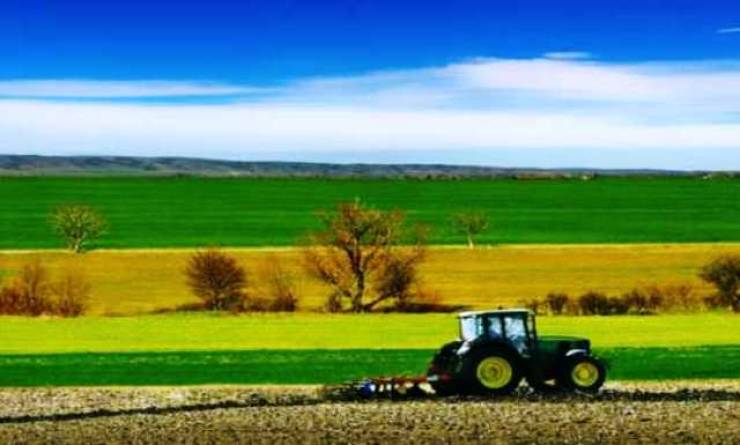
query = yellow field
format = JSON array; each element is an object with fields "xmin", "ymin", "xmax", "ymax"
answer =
[{"xmin": 0, "ymin": 244, "xmax": 737, "ymax": 315}]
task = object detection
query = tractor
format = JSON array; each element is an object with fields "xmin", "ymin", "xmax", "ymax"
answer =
[{"xmin": 426, "ymin": 309, "xmax": 606, "ymax": 395}]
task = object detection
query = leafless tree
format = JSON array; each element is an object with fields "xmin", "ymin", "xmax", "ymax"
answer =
[{"xmin": 304, "ymin": 199, "xmax": 426, "ymax": 312}]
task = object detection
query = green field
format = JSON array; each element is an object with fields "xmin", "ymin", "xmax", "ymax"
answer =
[
  {"xmin": 0, "ymin": 314, "xmax": 737, "ymax": 385},
  {"xmin": 1, "ymin": 177, "xmax": 738, "ymax": 248},
  {"xmin": 2, "ymin": 347, "xmax": 738, "ymax": 386},
  {"xmin": 2, "ymin": 313, "xmax": 738, "ymax": 353}
]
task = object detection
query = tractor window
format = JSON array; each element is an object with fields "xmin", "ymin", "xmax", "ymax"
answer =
[
  {"xmin": 460, "ymin": 317, "xmax": 482, "ymax": 341},
  {"xmin": 487, "ymin": 317, "xmax": 503, "ymax": 338},
  {"xmin": 504, "ymin": 316, "xmax": 528, "ymax": 354}
]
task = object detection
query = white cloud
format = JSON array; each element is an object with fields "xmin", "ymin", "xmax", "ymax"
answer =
[
  {"xmin": 0, "ymin": 80, "xmax": 264, "ymax": 98},
  {"xmin": 717, "ymin": 27, "xmax": 740, "ymax": 34},
  {"xmin": 542, "ymin": 51, "xmax": 592, "ymax": 60},
  {"xmin": 1, "ymin": 56, "xmax": 740, "ymax": 168}
]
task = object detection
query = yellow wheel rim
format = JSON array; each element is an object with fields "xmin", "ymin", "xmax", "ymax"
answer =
[
  {"xmin": 476, "ymin": 357, "xmax": 513, "ymax": 389},
  {"xmin": 571, "ymin": 361, "xmax": 599, "ymax": 387}
]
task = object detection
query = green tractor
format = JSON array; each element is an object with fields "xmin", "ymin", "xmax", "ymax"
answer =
[{"xmin": 427, "ymin": 309, "xmax": 606, "ymax": 395}]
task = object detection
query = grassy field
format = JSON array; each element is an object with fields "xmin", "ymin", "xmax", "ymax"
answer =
[
  {"xmin": 1, "ymin": 347, "xmax": 738, "ymax": 386},
  {"xmin": 0, "ymin": 313, "xmax": 737, "ymax": 385},
  {"xmin": 2, "ymin": 244, "xmax": 737, "ymax": 314},
  {"xmin": 1, "ymin": 313, "xmax": 737, "ymax": 353},
  {"xmin": 0, "ymin": 177, "xmax": 738, "ymax": 249}
]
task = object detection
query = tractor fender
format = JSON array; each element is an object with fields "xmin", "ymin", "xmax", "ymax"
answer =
[
  {"xmin": 460, "ymin": 339, "xmax": 521, "ymax": 363},
  {"xmin": 557, "ymin": 349, "xmax": 589, "ymax": 368},
  {"xmin": 564, "ymin": 349, "xmax": 589, "ymax": 358}
]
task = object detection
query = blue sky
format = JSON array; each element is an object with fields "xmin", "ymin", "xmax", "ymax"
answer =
[{"xmin": 2, "ymin": 0, "xmax": 740, "ymax": 169}]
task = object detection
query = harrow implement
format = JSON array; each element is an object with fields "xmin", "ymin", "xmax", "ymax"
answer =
[{"xmin": 323, "ymin": 375, "xmax": 447, "ymax": 400}]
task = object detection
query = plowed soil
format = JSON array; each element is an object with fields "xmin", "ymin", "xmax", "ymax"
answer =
[{"xmin": 1, "ymin": 382, "xmax": 738, "ymax": 444}]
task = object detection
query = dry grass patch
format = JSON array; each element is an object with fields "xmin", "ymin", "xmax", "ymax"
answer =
[{"xmin": 0, "ymin": 244, "xmax": 737, "ymax": 315}]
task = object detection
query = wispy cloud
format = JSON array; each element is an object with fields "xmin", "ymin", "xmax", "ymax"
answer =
[
  {"xmin": 0, "ymin": 80, "xmax": 265, "ymax": 99},
  {"xmin": 2, "ymin": 56, "xmax": 740, "ymax": 169},
  {"xmin": 542, "ymin": 51, "xmax": 592, "ymax": 60},
  {"xmin": 717, "ymin": 27, "xmax": 740, "ymax": 34}
]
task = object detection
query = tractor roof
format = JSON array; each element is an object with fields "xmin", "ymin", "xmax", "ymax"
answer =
[{"xmin": 457, "ymin": 309, "xmax": 534, "ymax": 318}]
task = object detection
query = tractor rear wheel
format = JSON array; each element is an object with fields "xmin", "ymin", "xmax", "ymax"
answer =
[
  {"xmin": 461, "ymin": 348, "xmax": 522, "ymax": 395},
  {"xmin": 559, "ymin": 356, "xmax": 606, "ymax": 393},
  {"xmin": 430, "ymin": 380, "xmax": 458, "ymax": 396},
  {"xmin": 428, "ymin": 341, "xmax": 462, "ymax": 396}
]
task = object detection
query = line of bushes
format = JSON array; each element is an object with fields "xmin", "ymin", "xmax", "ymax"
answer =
[
  {"xmin": 521, "ymin": 254, "xmax": 740, "ymax": 315},
  {"xmin": 0, "ymin": 262, "xmax": 89, "ymax": 317},
  {"xmin": 521, "ymin": 283, "xmax": 719, "ymax": 316}
]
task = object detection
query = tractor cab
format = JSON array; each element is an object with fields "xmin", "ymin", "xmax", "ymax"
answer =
[
  {"xmin": 427, "ymin": 308, "xmax": 606, "ymax": 396},
  {"xmin": 458, "ymin": 309, "xmax": 536, "ymax": 356}
]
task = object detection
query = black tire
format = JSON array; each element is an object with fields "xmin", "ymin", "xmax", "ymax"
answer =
[
  {"xmin": 430, "ymin": 380, "xmax": 459, "ymax": 396},
  {"xmin": 559, "ymin": 355, "xmax": 606, "ymax": 393},
  {"xmin": 460, "ymin": 348, "xmax": 522, "ymax": 396},
  {"xmin": 428, "ymin": 341, "xmax": 462, "ymax": 396}
]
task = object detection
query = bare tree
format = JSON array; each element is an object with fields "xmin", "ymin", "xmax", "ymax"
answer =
[
  {"xmin": 451, "ymin": 210, "xmax": 489, "ymax": 248},
  {"xmin": 700, "ymin": 255, "xmax": 740, "ymax": 312},
  {"xmin": 304, "ymin": 199, "xmax": 426, "ymax": 312},
  {"xmin": 370, "ymin": 247, "xmax": 425, "ymax": 311},
  {"xmin": 185, "ymin": 249, "xmax": 247, "ymax": 311},
  {"xmin": 51, "ymin": 205, "xmax": 106, "ymax": 253}
]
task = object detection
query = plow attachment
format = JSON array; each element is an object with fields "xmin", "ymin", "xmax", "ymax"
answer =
[{"xmin": 322, "ymin": 375, "xmax": 448, "ymax": 401}]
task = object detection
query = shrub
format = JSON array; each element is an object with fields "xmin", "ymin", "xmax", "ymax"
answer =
[
  {"xmin": 49, "ymin": 273, "xmax": 90, "ymax": 317},
  {"xmin": 699, "ymin": 255, "xmax": 740, "ymax": 312},
  {"xmin": 519, "ymin": 297, "xmax": 543, "ymax": 315},
  {"xmin": 703, "ymin": 294, "xmax": 725, "ymax": 310},
  {"xmin": 545, "ymin": 292, "xmax": 569, "ymax": 315},
  {"xmin": 621, "ymin": 286, "xmax": 663, "ymax": 314},
  {"xmin": 0, "ymin": 286, "xmax": 24, "ymax": 315},
  {"xmin": 577, "ymin": 291, "xmax": 610, "ymax": 315},
  {"xmin": 262, "ymin": 257, "xmax": 299, "ymax": 312},
  {"xmin": 243, "ymin": 297, "xmax": 271, "ymax": 312},
  {"xmin": 606, "ymin": 296, "xmax": 631, "ymax": 315},
  {"xmin": 0, "ymin": 262, "xmax": 88, "ymax": 317},
  {"xmin": 659, "ymin": 283, "xmax": 702, "ymax": 312},
  {"xmin": 185, "ymin": 249, "xmax": 247, "ymax": 311},
  {"xmin": 10, "ymin": 262, "xmax": 52, "ymax": 316}
]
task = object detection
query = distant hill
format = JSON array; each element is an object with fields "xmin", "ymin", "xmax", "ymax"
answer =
[{"xmin": 0, "ymin": 155, "xmax": 732, "ymax": 178}]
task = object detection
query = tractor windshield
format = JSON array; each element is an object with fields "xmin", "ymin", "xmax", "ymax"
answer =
[
  {"xmin": 460, "ymin": 316, "xmax": 482, "ymax": 341},
  {"xmin": 503, "ymin": 315, "xmax": 529, "ymax": 354}
]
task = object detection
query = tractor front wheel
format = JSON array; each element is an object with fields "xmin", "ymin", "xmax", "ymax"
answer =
[
  {"xmin": 559, "ymin": 356, "xmax": 606, "ymax": 393},
  {"xmin": 461, "ymin": 349, "xmax": 522, "ymax": 396}
]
